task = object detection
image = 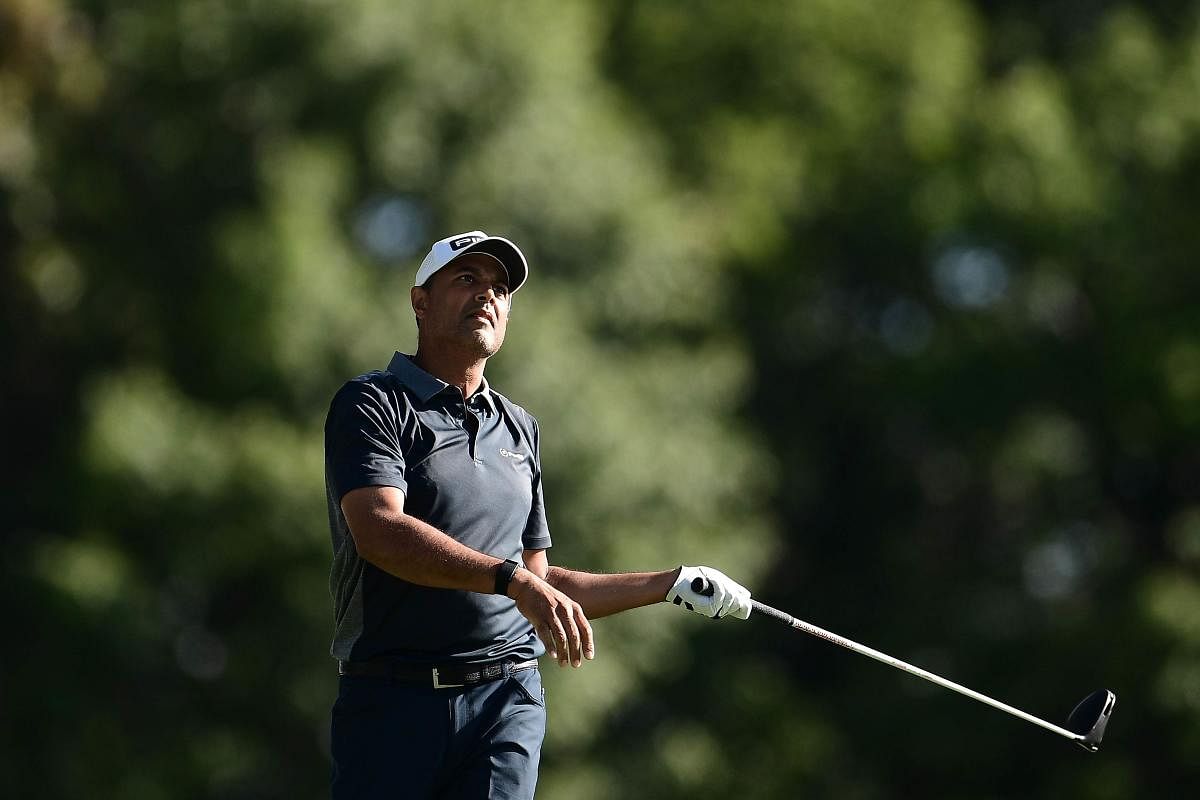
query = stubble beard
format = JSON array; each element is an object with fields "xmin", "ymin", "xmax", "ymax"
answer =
[
  {"xmin": 418, "ymin": 301, "xmax": 506, "ymax": 361},
  {"xmin": 459, "ymin": 320, "xmax": 504, "ymax": 360}
]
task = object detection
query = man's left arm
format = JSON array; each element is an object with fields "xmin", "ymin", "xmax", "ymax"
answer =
[{"xmin": 523, "ymin": 550, "xmax": 752, "ymax": 621}]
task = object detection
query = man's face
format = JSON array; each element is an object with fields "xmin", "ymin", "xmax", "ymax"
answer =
[{"xmin": 411, "ymin": 253, "xmax": 511, "ymax": 359}]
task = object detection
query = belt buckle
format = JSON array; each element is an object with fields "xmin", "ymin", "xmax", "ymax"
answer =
[{"xmin": 432, "ymin": 668, "xmax": 464, "ymax": 689}]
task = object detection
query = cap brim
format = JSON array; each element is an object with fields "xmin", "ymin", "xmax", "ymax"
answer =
[{"xmin": 456, "ymin": 237, "xmax": 529, "ymax": 293}]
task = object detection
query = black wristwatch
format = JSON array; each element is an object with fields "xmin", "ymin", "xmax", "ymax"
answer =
[{"xmin": 494, "ymin": 558, "xmax": 521, "ymax": 596}]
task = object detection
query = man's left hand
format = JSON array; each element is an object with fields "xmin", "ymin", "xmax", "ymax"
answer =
[{"xmin": 665, "ymin": 565, "xmax": 752, "ymax": 620}]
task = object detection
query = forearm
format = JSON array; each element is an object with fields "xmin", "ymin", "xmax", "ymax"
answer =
[
  {"xmin": 349, "ymin": 501, "xmax": 502, "ymax": 594},
  {"xmin": 545, "ymin": 566, "xmax": 681, "ymax": 619}
]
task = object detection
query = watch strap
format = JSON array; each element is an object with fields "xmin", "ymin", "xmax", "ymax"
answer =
[{"xmin": 494, "ymin": 558, "xmax": 520, "ymax": 596}]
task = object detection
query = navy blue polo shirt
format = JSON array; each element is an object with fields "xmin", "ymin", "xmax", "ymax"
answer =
[{"xmin": 325, "ymin": 352, "xmax": 551, "ymax": 664}]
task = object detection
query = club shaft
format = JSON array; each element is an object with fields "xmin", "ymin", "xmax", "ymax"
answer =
[{"xmin": 752, "ymin": 600, "xmax": 1084, "ymax": 743}]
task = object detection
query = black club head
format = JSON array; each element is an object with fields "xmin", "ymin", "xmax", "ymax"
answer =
[{"xmin": 1066, "ymin": 689, "xmax": 1116, "ymax": 752}]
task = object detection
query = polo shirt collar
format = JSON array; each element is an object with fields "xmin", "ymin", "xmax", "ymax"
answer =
[
  {"xmin": 471, "ymin": 379, "xmax": 497, "ymax": 414},
  {"xmin": 386, "ymin": 352, "xmax": 497, "ymax": 412}
]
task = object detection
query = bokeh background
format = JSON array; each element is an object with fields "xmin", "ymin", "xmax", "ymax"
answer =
[{"xmin": 4, "ymin": 0, "xmax": 1200, "ymax": 797}]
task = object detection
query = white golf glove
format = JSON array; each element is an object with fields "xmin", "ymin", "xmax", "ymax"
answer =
[{"xmin": 666, "ymin": 565, "xmax": 752, "ymax": 620}]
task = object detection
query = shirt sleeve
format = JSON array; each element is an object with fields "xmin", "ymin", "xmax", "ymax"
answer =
[
  {"xmin": 522, "ymin": 415, "xmax": 553, "ymax": 550},
  {"xmin": 325, "ymin": 379, "xmax": 408, "ymax": 503}
]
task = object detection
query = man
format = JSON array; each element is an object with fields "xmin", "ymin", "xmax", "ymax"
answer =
[{"xmin": 325, "ymin": 230, "xmax": 752, "ymax": 799}]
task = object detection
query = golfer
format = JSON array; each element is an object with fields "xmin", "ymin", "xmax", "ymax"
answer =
[{"xmin": 325, "ymin": 231, "xmax": 752, "ymax": 799}]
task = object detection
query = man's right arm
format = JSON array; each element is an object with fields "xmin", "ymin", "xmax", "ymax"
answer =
[
  {"xmin": 342, "ymin": 485, "xmax": 505, "ymax": 593},
  {"xmin": 340, "ymin": 486, "xmax": 594, "ymax": 667}
]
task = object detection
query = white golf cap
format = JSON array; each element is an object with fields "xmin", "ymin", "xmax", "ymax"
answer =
[{"xmin": 414, "ymin": 230, "xmax": 529, "ymax": 293}]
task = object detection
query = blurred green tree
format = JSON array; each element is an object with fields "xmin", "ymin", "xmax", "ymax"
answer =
[
  {"xmin": 3, "ymin": 1, "xmax": 1199, "ymax": 798},
  {"xmin": 3, "ymin": 1, "xmax": 769, "ymax": 797}
]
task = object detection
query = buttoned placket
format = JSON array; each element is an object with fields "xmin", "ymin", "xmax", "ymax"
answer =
[
  {"xmin": 469, "ymin": 394, "xmax": 494, "ymax": 466},
  {"xmin": 467, "ymin": 410, "xmax": 484, "ymax": 466},
  {"xmin": 450, "ymin": 390, "xmax": 489, "ymax": 465}
]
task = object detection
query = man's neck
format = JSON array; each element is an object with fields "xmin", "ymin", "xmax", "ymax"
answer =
[{"xmin": 412, "ymin": 346, "xmax": 488, "ymax": 398}]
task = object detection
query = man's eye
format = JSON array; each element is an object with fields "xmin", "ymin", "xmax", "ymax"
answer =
[{"xmin": 495, "ymin": 286, "xmax": 509, "ymax": 298}]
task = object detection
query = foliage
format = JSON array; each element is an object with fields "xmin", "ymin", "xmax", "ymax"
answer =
[{"xmin": 3, "ymin": 1, "xmax": 1199, "ymax": 797}]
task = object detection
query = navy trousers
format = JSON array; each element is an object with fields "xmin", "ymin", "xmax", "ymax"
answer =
[{"xmin": 330, "ymin": 666, "xmax": 546, "ymax": 799}]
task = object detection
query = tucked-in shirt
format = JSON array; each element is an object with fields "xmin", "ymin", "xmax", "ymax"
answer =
[{"xmin": 325, "ymin": 352, "xmax": 551, "ymax": 664}]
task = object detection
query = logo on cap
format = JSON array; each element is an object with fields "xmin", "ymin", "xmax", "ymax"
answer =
[{"xmin": 449, "ymin": 236, "xmax": 483, "ymax": 251}]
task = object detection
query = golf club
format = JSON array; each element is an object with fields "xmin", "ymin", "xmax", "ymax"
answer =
[{"xmin": 693, "ymin": 577, "xmax": 1116, "ymax": 751}]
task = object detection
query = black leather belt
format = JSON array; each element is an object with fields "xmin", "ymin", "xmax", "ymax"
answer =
[{"xmin": 338, "ymin": 657, "xmax": 538, "ymax": 688}]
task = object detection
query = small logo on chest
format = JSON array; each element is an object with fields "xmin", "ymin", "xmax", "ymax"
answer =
[{"xmin": 498, "ymin": 448, "xmax": 526, "ymax": 461}]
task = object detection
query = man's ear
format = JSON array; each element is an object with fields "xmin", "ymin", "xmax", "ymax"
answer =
[{"xmin": 411, "ymin": 286, "xmax": 427, "ymax": 320}]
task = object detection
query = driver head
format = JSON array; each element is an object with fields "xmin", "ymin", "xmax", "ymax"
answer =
[{"xmin": 1067, "ymin": 689, "xmax": 1116, "ymax": 752}]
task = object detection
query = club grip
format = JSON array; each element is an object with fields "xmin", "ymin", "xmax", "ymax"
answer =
[{"xmin": 691, "ymin": 576, "xmax": 794, "ymax": 626}]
